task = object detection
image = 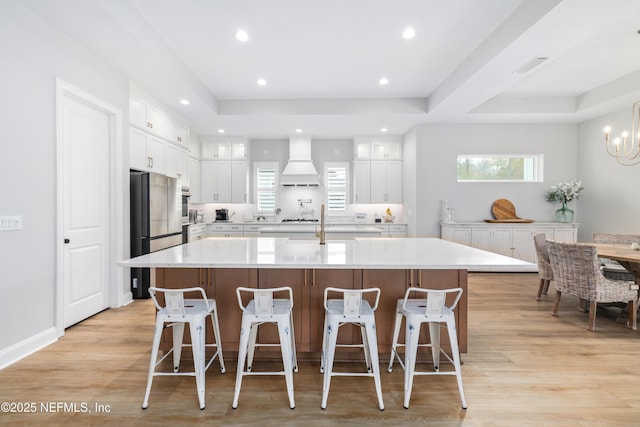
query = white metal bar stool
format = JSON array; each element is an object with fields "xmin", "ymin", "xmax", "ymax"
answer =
[
  {"xmin": 320, "ymin": 287, "xmax": 384, "ymax": 410},
  {"xmin": 232, "ymin": 286, "xmax": 298, "ymax": 409},
  {"xmin": 142, "ymin": 287, "xmax": 225, "ymax": 410},
  {"xmin": 387, "ymin": 287, "xmax": 467, "ymax": 410}
]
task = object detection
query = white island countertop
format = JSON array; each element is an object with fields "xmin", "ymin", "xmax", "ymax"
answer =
[{"xmin": 119, "ymin": 237, "xmax": 535, "ymax": 271}]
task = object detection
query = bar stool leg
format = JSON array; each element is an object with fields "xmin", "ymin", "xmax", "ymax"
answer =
[
  {"xmin": 277, "ymin": 320, "xmax": 296, "ymax": 409},
  {"xmin": 446, "ymin": 320, "xmax": 467, "ymax": 409},
  {"xmin": 232, "ymin": 317, "xmax": 252, "ymax": 409},
  {"xmin": 387, "ymin": 310, "xmax": 403, "ymax": 373},
  {"xmin": 360, "ymin": 323, "xmax": 372, "ymax": 372},
  {"xmin": 428, "ymin": 322, "xmax": 441, "ymax": 371},
  {"xmin": 172, "ymin": 322, "xmax": 185, "ymax": 372},
  {"xmin": 403, "ymin": 320, "xmax": 420, "ymax": 409},
  {"xmin": 246, "ymin": 324, "xmax": 259, "ymax": 372},
  {"xmin": 289, "ymin": 311, "xmax": 298, "ymax": 373},
  {"xmin": 189, "ymin": 317, "xmax": 206, "ymax": 409},
  {"xmin": 142, "ymin": 316, "xmax": 165, "ymax": 409},
  {"xmin": 365, "ymin": 321, "xmax": 384, "ymax": 411},
  {"xmin": 321, "ymin": 318, "xmax": 339, "ymax": 409},
  {"xmin": 320, "ymin": 313, "xmax": 328, "ymax": 373},
  {"xmin": 209, "ymin": 302, "xmax": 226, "ymax": 373}
]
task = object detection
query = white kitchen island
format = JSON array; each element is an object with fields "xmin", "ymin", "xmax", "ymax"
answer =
[{"xmin": 119, "ymin": 237, "xmax": 533, "ymax": 357}]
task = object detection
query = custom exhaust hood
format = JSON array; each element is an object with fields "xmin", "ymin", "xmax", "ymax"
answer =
[{"xmin": 280, "ymin": 136, "xmax": 320, "ymax": 186}]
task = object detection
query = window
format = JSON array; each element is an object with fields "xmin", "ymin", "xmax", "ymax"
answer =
[
  {"xmin": 255, "ymin": 162, "xmax": 278, "ymax": 213},
  {"xmin": 457, "ymin": 154, "xmax": 543, "ymax": 182},
  {"xmin": 325, "ymin": 163, "xmax": 349, "ymax": 213}
]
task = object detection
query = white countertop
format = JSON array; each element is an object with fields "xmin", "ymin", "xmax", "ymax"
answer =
[{"xmin": 118, "ymin": 237, "xmax": 534, "ymax": 271}]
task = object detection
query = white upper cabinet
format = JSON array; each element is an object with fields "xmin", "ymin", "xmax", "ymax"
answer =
[
  {"xmin": 354, "ymin": 137, "xmax": 402, "ymax": 160},
  {"xmin": 188, "ymin": 157, "xmax": 201, "ymax": 202},
  {"xmin": 353, "ymin": 135, "xmax": 403, "ymax": 204},
  {"xmin": 371, "ymin": 140, "xmax": 401, "ymax": 159},
  {"xmin": 370, "ymin": 160, "xmax": 402, "ymax": 204},
  {"xmin": 166, "ymin": 144, "xmax": 189, "ymax": 181},
  {"xmin": 353, "ymin": 161, "xmax": 371, "ymax": 203},
  {"xmin": 201, "ymin": 141, "xmax": 247, "ymax": 159},
  {"xmin": 130, "ymin": 127, "xmax": 166, "ymax": 174},
  {"xmin": 231, "ymin": 160, "xmax": 249, "ymax": 203},
  {"xmin": 201, "ymin": 160, "xmax": 231, "ymax": 202},
  {"xmin": 129, "ymin": 93, "xmax": 189, "ymax": 147}
]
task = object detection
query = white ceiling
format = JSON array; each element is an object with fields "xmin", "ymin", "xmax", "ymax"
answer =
[{"xmin": 21, "ymin": 0, "xmax": 640, "ymax": 138}]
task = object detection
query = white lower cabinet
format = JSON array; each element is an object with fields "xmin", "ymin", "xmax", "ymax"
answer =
[
  {"xmin": 207, "ymin": 223, "xmax": 243, "ymax": 237},
  {"xmin": 387, "ymin": 224, "xmax": 408, "ymax": 237},
  {"xmin": 441, "ymin": 222, "xmax": 578, "ymax": 270},
  {"xmin": 242, "ymin": 224, "xmax": 268, "ymax": 237}
]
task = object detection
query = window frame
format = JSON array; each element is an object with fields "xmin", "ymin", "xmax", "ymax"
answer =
[
  {"xmin": 456, "ymin": 154, "xmax": 543, "ymax": 183},
  {"xmin": 324, "ymin": 162, "xmax": 350, "ymax": 215},
  {"xmin": 254, "ymin": 162, "xmax": 279, "ymax": 213}
]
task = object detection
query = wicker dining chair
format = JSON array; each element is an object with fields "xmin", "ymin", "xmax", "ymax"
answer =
[
  {"xmin": 534, "ymin": 234, "xmax": 553, "ymax": 301},
  {"xmin": 547, "ymin": 240, "xmax": 638, "ymax": 332},
  {"xmin": 593, "ymin": 233, "xmax": 640, "ymax": 282}
]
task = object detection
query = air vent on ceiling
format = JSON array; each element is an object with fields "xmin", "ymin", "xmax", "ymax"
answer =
[{"xmin": 513, "ymin": 57, "xmax": 549, "ymax": 74}]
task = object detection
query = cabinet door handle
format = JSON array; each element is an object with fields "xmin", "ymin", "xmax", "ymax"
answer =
[
  {"xmin": 303, "ymin": 269, "xmax": 307, "ymax": 288},
  {"xmin": 406, "ymin": 269, "xmax": 412, "ymax": 287},
  {"xmin": 312, "ymin": 269, "xmax": 316, "ymax": 287},
  {"xmin": 417, "ymin": 270, "xmax": 422, "ymax": 287}
]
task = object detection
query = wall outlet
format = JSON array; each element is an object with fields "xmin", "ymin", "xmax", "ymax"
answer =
[{"xmin": 0, "ymin": 216, "xmax": 22, "ymax": 231}]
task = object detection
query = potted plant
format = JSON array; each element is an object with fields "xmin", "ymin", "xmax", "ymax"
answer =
[{"xmin": 545, "ymin": 180, "xmax": 583, "ymax": 223}]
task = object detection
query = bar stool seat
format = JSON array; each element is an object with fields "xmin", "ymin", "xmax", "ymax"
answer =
[
  {"xmin": 388, "ymin": 287, "xmax": 467, "ymax": 410},
  {"xmin": 142, "ymin": 287, "xmax": 225, "ymax": 410},
  {"xmin": 320, "ymin": 287, "xmax": 384, "ymax": 410},
  {"xmin": 232, "ymin": 286, "xmax": 298, "ymax": 409}
]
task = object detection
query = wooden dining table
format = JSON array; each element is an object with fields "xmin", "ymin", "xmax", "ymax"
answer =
[{"xmin": 595, "ymin": 243, "xmax": 640, "ymax": 282}]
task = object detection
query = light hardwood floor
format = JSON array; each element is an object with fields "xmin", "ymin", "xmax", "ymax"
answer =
[{"xmin": 2, "ymin": 273, "xmax": 640, "ymax": 426}]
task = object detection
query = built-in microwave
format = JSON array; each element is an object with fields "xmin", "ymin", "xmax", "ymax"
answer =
[{"xmin": 181, "ymin": 187, "xmax": 191, "ymax": 223}]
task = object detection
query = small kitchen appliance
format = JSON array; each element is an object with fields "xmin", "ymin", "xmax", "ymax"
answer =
[{"xmin": 215, "ymin": 209, "xmax": 229, "ymax": 222}]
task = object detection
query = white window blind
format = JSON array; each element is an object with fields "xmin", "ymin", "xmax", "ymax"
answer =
[
  {"xmin": 256, "ymin": 164, "xmax": 277, "ymax": 213},
  {"xmin": 326, "ymin": 165, "xmax": 347, "ymax": 212}
]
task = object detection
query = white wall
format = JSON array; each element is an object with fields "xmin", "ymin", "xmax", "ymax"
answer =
[
  {"xmin": 406, "ymin": 123, "xmax": 578, "ymax": 237},
  {"xmin": 0, "ymin": 1, "xmax": 129, "ymax": 360},
  {"xmin": 577, "ymin": 108, "xmax": 640, "ymax": 241}
]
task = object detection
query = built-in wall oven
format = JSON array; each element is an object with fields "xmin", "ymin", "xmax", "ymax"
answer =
[{"xmin": 181, "ymin": 186, "xmax": 191, "ymax": 224}]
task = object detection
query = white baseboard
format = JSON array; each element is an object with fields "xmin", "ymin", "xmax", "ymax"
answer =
[
  {"xmin": 119, "ymin": 291, "xmax": 133, "ymax": 307},
  {"xmin": 0, "ymin": 327, "xmax": 58, "ymax": 370}
]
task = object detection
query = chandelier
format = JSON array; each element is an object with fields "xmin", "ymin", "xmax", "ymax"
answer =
[{"xmin": 604, "ymin": 101, "xmax": 640, "ymax": 166}]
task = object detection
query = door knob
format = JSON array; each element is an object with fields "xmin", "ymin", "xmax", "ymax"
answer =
[{"xmin": 64, "ymin": 238, "xmax": 70, "ymax": 244}]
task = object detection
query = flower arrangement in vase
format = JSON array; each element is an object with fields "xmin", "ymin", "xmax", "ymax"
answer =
[{"xmin": 545, "ymin": 180, "xmax": 583, "ymax": 223}]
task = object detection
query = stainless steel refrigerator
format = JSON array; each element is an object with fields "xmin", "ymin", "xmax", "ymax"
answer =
[{"xmin": 130, "ymin": 170, "xmax": 183, "ymax": 298}]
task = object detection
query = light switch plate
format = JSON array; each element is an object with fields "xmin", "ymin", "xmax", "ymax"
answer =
[{"xmin": 0, "ymin": 216, "xmax": 22, "ymax": 231}]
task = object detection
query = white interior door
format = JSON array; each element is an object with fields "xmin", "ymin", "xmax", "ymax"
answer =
[{"xmin": 62, "ymin": 94, "xmax": 111, "ymax": 327}]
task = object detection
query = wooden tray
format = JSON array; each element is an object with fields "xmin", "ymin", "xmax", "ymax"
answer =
[
  {"xmin": 484, "ymin": 219, "xmax": 534, "ymax": 223},
  {"xmin": 492, "ymin": 199, "xmax": 519, "ymax": 219}
]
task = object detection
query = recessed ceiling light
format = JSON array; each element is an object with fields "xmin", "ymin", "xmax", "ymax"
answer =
[
  {"xmin": 236, "ymin": 29, "xmax": 249, "ymax": 42},
  {"xmin": 380, "ymin": 127, "xmax": 388, "ymax": 132},
  {"xmin": 257, "ymin": 78, "xmax": 267, "ymax": 86},
  {"xmin": 179, "ymin": 99, "xmax": 190, "ymax": 105},
  {"xmin": 295, "ymin": 128, "xmax": 303, "ymax": 133},
  {"xmin": 402, "ymin": 27, "xmax": 416, "ymax": 40},
  {"xmin": 379, "ymin": 77, "xmax": 389, "ymax": 85},
  {"xmin": 217, "ymin": 129, "xmax": 225, "ymax": 133}
]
